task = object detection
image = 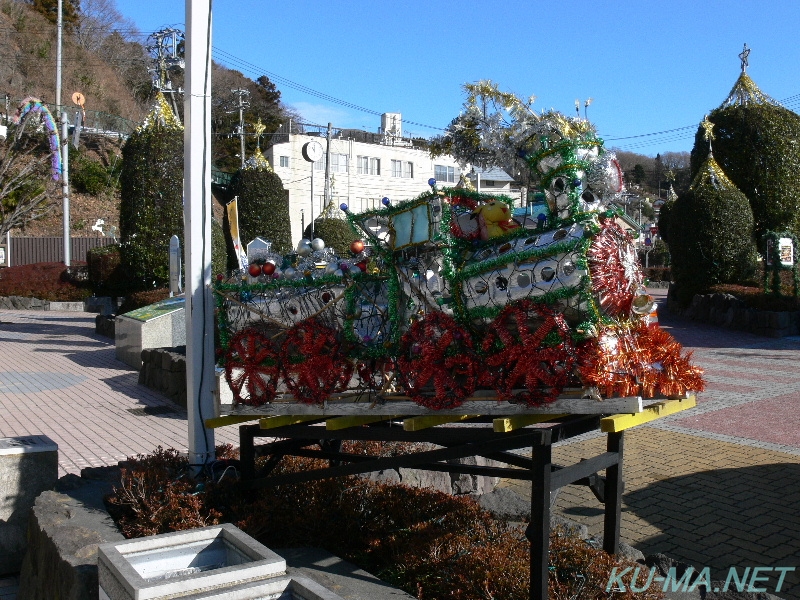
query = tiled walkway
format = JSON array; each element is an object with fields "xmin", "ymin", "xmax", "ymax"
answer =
[{"xmin": 1, "ymin": 295, "xmax": 799, "ymax": 598}]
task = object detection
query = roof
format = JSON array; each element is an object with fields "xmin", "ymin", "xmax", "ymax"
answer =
[{"xmin": 468, "ymin": 167, "xmax": 516, "ymax": 182}]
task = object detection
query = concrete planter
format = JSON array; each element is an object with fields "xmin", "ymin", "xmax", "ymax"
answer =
[{"xmin": 98, "ymin": 524, "xmax": 347, "ymax": 600}]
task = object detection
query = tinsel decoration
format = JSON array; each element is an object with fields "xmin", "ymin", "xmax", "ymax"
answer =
[
  {"xmin": 13, "ymin": 97, "xmax": 62, "ymax": 180},
  {"xmin": 587, "ymin": 220, "xmax": 642, "ymax": 316},
  {"xmin": 224, "ymin": 327, "xmax": 280, "ymax": 406},
  {"xmin": 577, "ymin": 323, "xmax": 705, "ymax": 399},
  {"xmin": 138, "ymin": 92, "xmax": 183, "ymax": 131},
  {"xmin": 396, "ymin": 312, "xmax": 478, "ymax": 409},
  {"xmin": 481, "ymin": 301, "xmax": 576, "ymax": 406},
  {"xmin": 281, "ymin": 319, "xmax": 353, "ymax": 404},
  {"xmin": 243, "ymin": 147, "xmax": 274, "ymax": 172}
]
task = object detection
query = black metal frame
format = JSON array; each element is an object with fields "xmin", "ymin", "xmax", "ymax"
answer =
[{"xmin": 238, "ymin": 414, "xmax": 624, "ymax": 600}]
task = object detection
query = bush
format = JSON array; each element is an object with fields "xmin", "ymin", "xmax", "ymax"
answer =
[
  {"xmin": 303, "ymin": 216, "xmax": 359, "ymax": 256},
  {"xmin": 116, "ymin": 288, "xmax": 170, "ymax": 315},
  {"xmin": 71, "ymin": 151, "xmax": 118, "ymax": 196},
  {"xmin": 86, "ymin": 244, "xmax": 128, "ymax": 295},
  {"xmin": 664, "ymin": 154, "xmax": 756, "ymax": 306},
  {"xmin": 690, "ymin": 101, "xmax": 800, "ymax": 246},
  {"xmin": 106, "ymin": 445, "xmax": 664, "ymax": 600},
  {"xmin": 226, "ymin": 168, "xmax": 291, "ymax": 257},
  {"xmin": 0, "ymin": 262, "xmax": 90, "ymax": 301},
  {"xmin": 211, "ymin": 218, "xmax": 227, "ymax": 278},
  {"xmin": 119, "ymin": 124, "xmax": 184, "ymax": 288}
]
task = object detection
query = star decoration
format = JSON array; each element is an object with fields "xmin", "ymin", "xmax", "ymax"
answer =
[
  {"xmin": 700, "ymin": 115, "xmax": 716, "ymax": 144},
  {"xmin": 739, "ymin": 43, "xmax": 750, "ymax": 72}
]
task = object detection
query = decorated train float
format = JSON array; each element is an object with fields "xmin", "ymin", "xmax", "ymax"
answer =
[{"xmin": 214, "ymin": 112, "xmax": 704, "ymax": 413}]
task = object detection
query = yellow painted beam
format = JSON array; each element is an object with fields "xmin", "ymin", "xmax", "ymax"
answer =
[
  {"xmin": 204, "ymin": 415, "xmax": 261, "ymax": 429},
  {"xmin": 326, "ymin": 415, "xmax": 401, "ymax": 431},
  {"xmin": 600, "ymin": 396, "xmax": 696, "ymax": 433},
  {"xmin": 493, "ymin": 414, "xmax": 570, "ymax": 433},
  {"xmin": 259, "ymin": 415, "xmax": 323, "ymax": 429},
  {"xmin": 403, "ymin": 415, "xmax": 480, "ymax": 432}
]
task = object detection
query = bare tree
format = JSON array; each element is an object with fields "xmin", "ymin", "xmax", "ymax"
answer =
[
  {"xmin": 0, "ymin": 117, "xmax": 59, "ymax": 237},
  {"xmin": 74, "ymin": 0, "xmax": 136, "ymax": 52}
]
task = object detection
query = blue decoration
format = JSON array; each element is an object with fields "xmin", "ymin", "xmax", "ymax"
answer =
[
  {"xmin": 428, "ymin": 178, "xmax": 437, "ymax": 187},
  {"xmin": 572, "ymin": 178, "xmax": 582, "ymax": 189},
  {"xmin": 240, "ymin": 291, "xmax": 252, "ymax": 302},
  {"xmin": 340, "ymin": 203, "xmax": 349, "ymax": 212},
  {"xmin": 382, "ymin": 197, "xmax": 391, "ymax": 206}
]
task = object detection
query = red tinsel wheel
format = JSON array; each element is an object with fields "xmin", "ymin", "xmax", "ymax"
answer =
[
  {"xmin": 396, "ymin": 312, "xmax": 478, "ymax": 410},
  {"xmin": 224, "ymin": 327, "xmax": 280, "ymax": 406},
  {"xmin": 481, "ymin": 300, "xmax": 576, "ymax": 406},
  {"xmin": 356, "ymin": 358, "xmax": 394, "ymax": 393},
  {"xmin": 281, "ymin": 319, "xmax": 354, "ymax": 404},
  {"xmin": 588, "ymin": 220, "xmax": 644, "ymax": 317}
]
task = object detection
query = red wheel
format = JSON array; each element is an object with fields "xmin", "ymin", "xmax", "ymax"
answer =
[
  {"xmin": 281, "ymin": 320, "xmax": 353, "ymax": 404},
  {"xmin": 224, "ymin": 327, "xmax": 280, "ymax": 406},
  {"xmin": 396, "ymin": 312, "xmax": 478, "ymax": 409},
  {"xmin": 587, "ymin": 220, "xmax": 644, "ymax": 316},
  {"xmin": 482, "ymin": 301, "xmax": 575, "ymax": 406}
]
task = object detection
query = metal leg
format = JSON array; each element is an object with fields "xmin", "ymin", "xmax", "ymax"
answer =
[
  {"xmin": 239, "ymin": 424, "xmax": 257, "ymax": 480},
  {"xmin": 603, "ymin": 430, "xmax": 624, "ymax": 555},
  {"xmin": 527, "ymin": 431, "xmax": 552, "ymax": 600}
]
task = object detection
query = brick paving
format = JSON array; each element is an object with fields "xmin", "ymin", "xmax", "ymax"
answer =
[{"xmin": 2, "ymin": 296, "xmax": 800, "ymax": 598}]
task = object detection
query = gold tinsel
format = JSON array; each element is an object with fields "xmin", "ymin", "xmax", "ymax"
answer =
[
  {"xmin": 138, "ymin": 92, "xmax": 183, "ymax": 132},
  {"xmin": 720, "ymin": 72, "xmax": 779, "ymax": 109},
  {"xmin": 689, "ymin": 152, "xmax": 739, "ymax": 193},
  {"xmin": 243, "ymin": 147, "xmax": 274, "ymax": 172}
]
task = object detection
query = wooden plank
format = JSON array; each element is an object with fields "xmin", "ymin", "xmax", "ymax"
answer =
[
  {"xmin": 403, "ymin": 415, "xmax": 480, "ymax": 432},
  {"xmin": 326, "ymin": 415, "xmax": 401, "ymax": 430},
  {"xmin": 600, "ymin": 396, "xmax": 696, "ymax": 433},
  {"xmin": 493, "ymin": 414, "xmax": 569, "ymax": 433},
  {"xmin": 204, "ymin": 415, "xmax": 260, "ymax": 429},
  {"xmin": 259, "ymin": 415, "xmax": 323, "ymax": 429},
  {"xmin": 220, "ymin": 395, "xmax": 643, "ymax": 417}
]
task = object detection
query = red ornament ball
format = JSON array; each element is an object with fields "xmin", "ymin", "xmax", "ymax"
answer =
[
  {"xmin": 248, "ymin": 264, "xmax": 262, "ymax": 277},
  {"xmin": 355, "ymin": 260, "xmax": 368, "ymax": 272},
  {"xmin": 261, "ymin": 262, "xmax": 276, "ymax": 276},
  {"xmin": 350, "ymin": 240, "xmax": 365, "ymax": 254}
]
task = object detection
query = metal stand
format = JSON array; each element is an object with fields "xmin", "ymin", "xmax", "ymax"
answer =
[{"xmin": 238, "ymin": 414, "xmax": 624, "ymax": 600}]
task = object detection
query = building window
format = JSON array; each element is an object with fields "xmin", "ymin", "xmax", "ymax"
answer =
[
  {"xmin": 434, "ymin": 164, "xmax": 455, "ymax": 183},
  {"xmin": 391, "ymin": 160, "xmax": 412, "ymax": 178},
  {"xmin": 331, "ymin": 154, "xmax": 348, "ymax": 174},
  {"xmin": 357, "ymin": 156, "xmax": 380, "ymax": 175},
  {"xmin": 279, "ymin": 155, "xmax": 290, "ymax": 168},
  {"xmin": 483, "ymin": 180, "xmax": 494, "ymax": 187}
]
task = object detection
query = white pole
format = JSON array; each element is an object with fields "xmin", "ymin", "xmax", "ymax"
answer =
[
  {"xmin": 184, "ymin": 0, "xmax": 215, "ymax": 470},
  {"xmin": 310, "ymin": 166, "xmax": 315, "ymax": 239},
  {"xmin": 56, "ymin": 0, "xmax": 62, "ymax": 116},
  {"xmin": 61, "ymin": 112, "xmax": 70, "ymax": 266}
]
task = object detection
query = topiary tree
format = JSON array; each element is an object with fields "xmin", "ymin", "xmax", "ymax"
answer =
[
  {"xmin": 226, "ymin": 149, "xmax": 291, "ymax": 257},
  {"xmin": 119, "ymin": 95, "xmax": 184, "ymax": 288},
  {"xmin": 303, "ymin": 216, "xmax": 359, "ymax": 257},
  {"xmin": 211, "ymin": 218, "xmax": 227, "ymax": 278},
  {"xmin": 689, "ymin": 70, "xmax": 800, "ymax": 247},
  {"xmin": 666, "ymin": 147, "xmax": 756, "ymax": 306}
]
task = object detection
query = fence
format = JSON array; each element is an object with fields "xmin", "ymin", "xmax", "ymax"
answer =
[{"xmin": 8, "ymin": 236, "xmax": 115, "ymax": 266}]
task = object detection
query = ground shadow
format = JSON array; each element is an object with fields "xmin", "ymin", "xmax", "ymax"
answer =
[
  {"xmin": 33, "ymin": 346, "xmax": 131, "ymax": 369},
  {"xmin": 100, "ymin": 373, "xmax": 187, "ymax": 420},
  {"xmin": 622, "ymin": 463, "xmax": 800, "ymax": 599}
]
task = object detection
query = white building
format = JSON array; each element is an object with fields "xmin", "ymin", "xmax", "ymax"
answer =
[{"xmin": 265, "ymin": 114, "xmax": 473, "ymax": 243}]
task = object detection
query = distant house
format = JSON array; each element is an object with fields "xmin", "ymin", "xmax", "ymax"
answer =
[{"xmin": 467, "ymin": 166, "xmax": 521, "ymax": 198}]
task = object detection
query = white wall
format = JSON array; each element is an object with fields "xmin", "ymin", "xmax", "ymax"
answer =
[{"xmin": 266, "ymin": 134, "xmax": 468, "ymax": 244}]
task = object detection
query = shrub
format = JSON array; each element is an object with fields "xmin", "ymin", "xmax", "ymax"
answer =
[
  {"xmin": 119, "ymin": 124, "xmax": 184, "ymax": 289},
  {"xmin": 86, "ymin": 244, "xmax": 128, "ymax": 295},
  {"xmin": 690, "ymin": 98, "xmax": 800, "ymax": 246},
  {"xmin": 116, "ymin": 288, "xmax": 171, "ymax": 315},
  {"xmin": 211, "ymin": 218, "xmax": 227, "ymax": 278},
  {"xmin": 106, "ymin": 445, "xmax": 664, "ymax": 600},
  {"xmin": 664, "ymin": 154, "xmax": 756, "ymax": 306},
  {"xmin": 71, "ymin": 151, "xmax": 118, "ymax": 196},
  {"xmin": 0, "ymin": 262, "xmax": 90, "ymax": 301},
  {"xmin": 226, "ymin": 168, "xmax": 291, "ymax": 257},
  {"xmin": 303, "ymin": 216, "xmax": 359, "ymax": 256}
]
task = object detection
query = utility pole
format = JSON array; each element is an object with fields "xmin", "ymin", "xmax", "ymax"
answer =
[
  {"xmin": 184, "ymin": 0, "xmax": 215, "ymax": 473},
  {"xmin": 61, "ymin": 112, "xmax": 70, "ymax": 266},
  {"xmin": 55, "ymin": 0, "xmax": 62, "ymax": 116},
  {"xmin": 324, "ymin": 122, "xmax": 332, "ymax": 210},
  {"xmin": 147, "ymin": 28, "xmax": 185, "ymax": 122},
  {"xmin": 231, "ymin": 88, "xmax": 250, "ymax": 169}
]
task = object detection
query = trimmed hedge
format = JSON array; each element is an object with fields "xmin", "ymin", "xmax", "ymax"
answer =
[
  {"xmin": 690, "ymin": 103, "xmax": 800, "ymax": 246},
  {"xmin": 304, "ymin": 216, "xmax": 359, "ymax": 256},
  {"xmin": 227, "ymin": 168, "xmax": 291, "ymax": 257},
  {"xmin": 119, "ymin": 125, "xmax": 184, "ymax": 288}
]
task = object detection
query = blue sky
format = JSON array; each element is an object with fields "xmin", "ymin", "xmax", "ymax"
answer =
[{"xmin": 115, "ymin": 0, "xmax": 800, "ymax": 156}]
